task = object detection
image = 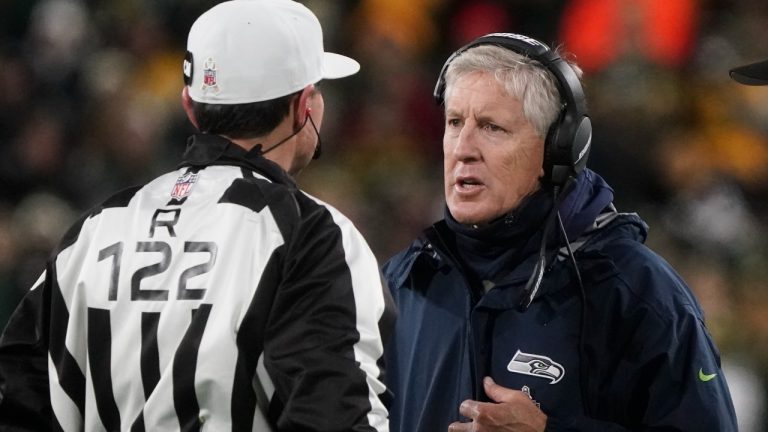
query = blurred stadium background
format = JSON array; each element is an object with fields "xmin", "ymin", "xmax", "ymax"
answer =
[{"xmin": 1, "ymin": 0, "xmax": 768, "ymax": 429}]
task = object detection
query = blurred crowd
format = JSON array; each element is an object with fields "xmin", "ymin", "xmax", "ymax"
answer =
[{"xmin": 2, "ymin": 0, "xmax": 768, "ymax": 429}]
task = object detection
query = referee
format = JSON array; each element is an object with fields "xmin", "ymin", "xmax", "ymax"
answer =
[{"xmin": 0, "ymin": 1, "xmax": 392, "ymax": 431}]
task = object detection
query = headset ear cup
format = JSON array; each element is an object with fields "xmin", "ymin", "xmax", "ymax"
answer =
[
  {"xmin": 543, "ymin": 110, "xmax": 565, "ymax": 185},
  {"xmin": 544, "ymin": 112, "xmax": 592, "ymax": 186},
  {"xmin": 543, "ymin": 127, "xmax": 554, "ymax": 183},
  {"xmin": 571, "ymin": 116, "xmax": 592, "ymax": 176}
]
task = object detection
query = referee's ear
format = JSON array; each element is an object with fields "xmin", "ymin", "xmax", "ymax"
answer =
[
  {"xmin": 181, "ymin": 86, "xmax": 200, "ymax": 130},
  {"xmin": 293, "ymin": 84, "xmax": 315, "ymax": 128}
]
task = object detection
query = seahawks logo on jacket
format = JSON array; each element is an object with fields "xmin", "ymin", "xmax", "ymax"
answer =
[{"xmin": 506, "ymin": 350, "xmax": 565, "ymax": 384}]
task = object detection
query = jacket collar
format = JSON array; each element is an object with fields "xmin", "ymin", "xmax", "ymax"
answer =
[
  {"xmin": 382, "ymin": 213, "xmax": 642, "ymax": 311},
  {"xmin": 179, "ymin": 133, "xmax": 297, "ymax": 189},
  {"xmin": 382, "ymin": 170, "xmax": 649, "ymax": 308}
]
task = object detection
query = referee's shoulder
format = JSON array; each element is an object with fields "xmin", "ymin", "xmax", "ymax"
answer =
[
  {"xmin": 55, "ymin": 185, "xmax": 144, "ymax": 253},
  {"xmin": 295, "ymin": 191, "xmax": 368, "ymax": 245}
]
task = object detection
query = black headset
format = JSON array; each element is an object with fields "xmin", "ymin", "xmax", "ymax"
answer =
[{"xmin": 433, "ymin": 33, "xmax": 592, "ymax": 187}]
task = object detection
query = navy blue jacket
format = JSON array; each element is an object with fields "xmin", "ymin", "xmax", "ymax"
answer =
[{"xmin": 382, "ymin": 170, "xmax": 737, "ymax": 431}]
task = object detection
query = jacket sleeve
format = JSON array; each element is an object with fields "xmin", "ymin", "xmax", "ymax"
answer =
[
  {"xmin": 547, "ymin": 253, "xmax": 738, "ymax": 431},
  {"xmin": 263, "ymin": 200, "xmax": 393, "ymax": 432},
  {"xmin": 546, "ymin": 308, "xmax": 737, "ymax": 431},
  {"xmin": 0, "ymin": 272, "xmax": 54, "ymax": 431},
  {"xmin": 635, "ymin": 308, "xmax": 737, "ymax": 430}
]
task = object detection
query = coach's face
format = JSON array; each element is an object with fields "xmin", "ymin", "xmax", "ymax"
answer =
[{"xmin": 443, "ymin": 71, "xmax": 544, "ymax": 225}]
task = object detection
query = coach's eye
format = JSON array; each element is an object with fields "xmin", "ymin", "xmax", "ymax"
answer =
[{"xmin": 482, "ymin": 123, "xmax": 504, "ymax": 133}]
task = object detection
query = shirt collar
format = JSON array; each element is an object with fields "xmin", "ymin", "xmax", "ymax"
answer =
[{"xmin": 179, "ymin": 133, "xmax": 297, "ymax": 189}]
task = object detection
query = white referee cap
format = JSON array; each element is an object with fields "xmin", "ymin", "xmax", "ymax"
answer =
[
  {"xmin": 183, "ymin": 0, "xmax": 360, "ymax": 104},
  {"xmin": 730, "ymin": 58, "xmax": 768, "ymax": 86}
]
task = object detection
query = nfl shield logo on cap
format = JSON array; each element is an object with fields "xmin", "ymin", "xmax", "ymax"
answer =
[{"xmin": 202, "ymin": 58, "xmax": 220, "ymax": 94}]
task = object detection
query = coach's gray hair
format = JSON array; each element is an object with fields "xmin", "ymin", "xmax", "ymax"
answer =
[{"xmin": 444, "ymin": 44, "xmax": 582, "ymax": 139}]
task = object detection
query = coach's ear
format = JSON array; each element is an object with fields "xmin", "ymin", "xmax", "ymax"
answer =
[{"xmin": 181, "ymin": 87, "xmax": 200, "ymax": 130}]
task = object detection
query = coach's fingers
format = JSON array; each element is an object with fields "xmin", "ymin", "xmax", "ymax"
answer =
[
  {"xmin": 458, "ymin": 399, "xmax": 481, "ymax": 418},
  {"xmin": 483, "ymin": 376, "xmax": 523, "ymax": 404},
  {"xmin": 447, "ymin": 421, "xmax": 472, "ymax": 432}
]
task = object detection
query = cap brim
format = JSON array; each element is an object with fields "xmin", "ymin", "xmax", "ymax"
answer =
[
  {"xmin": 730, "ymin": 59, "xmax": 768, "ymax": 86},
  {"xmin": 322, "ymin": 52, "xmax": 360, "ymax": 79}
]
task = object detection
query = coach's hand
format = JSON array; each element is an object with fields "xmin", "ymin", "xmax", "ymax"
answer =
[{"xmin": 447, "ymin": 377, "xmax": 547, "ymax": 432}]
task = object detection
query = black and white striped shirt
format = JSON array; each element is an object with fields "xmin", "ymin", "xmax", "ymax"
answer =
[{"xmin": 0, "ymin": 134, "xmax": 393, "ymax": 431}]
